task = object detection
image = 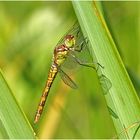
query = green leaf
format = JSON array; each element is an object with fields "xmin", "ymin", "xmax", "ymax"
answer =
[
  {"xmin": 72, "ymin": 1, "xmax": 140, "ymax": 138},
  {"xmin": 0, "ymin": 69, "xmax": 35, "ymax": 139}
]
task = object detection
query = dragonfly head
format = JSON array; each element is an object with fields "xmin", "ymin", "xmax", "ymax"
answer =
[{"xmin": 65, "ymin": 35, "xmax": 75, "ymax": 48}]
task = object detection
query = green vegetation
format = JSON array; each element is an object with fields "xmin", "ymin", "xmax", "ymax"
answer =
[
  {"xmin": 73, "ymin": 1, "xmax": 140, "ymax": 138},
  {"xmin": 0, "ymin": 1, "xmax": 139, "ymax": 139},
  {"xmin": 0, "ymin": 70, "xmax": 35, "ymax": 138}
]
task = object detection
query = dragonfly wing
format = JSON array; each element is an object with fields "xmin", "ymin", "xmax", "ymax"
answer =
[
  {"xmin": 60, "ymin": 51, "xmax": 79, "ymax": 70},
  {"xmin": 56, "ymin": 21, "xmax": 80, "ymax": 46},
  {"xmin": 58, "ymin": 68, "xmax": 78, "ymax": 89}
]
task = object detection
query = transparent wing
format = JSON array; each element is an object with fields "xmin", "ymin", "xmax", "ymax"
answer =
[
  {"xmin": 56, "ymin": 21, "xmax": 90, "ymax": 57},
  {"xmin": 56, "ymin": 21, "xmax": 81, "ymax": 46},
  {"xmin": 60, "ymin": 27, "xmax": 93, "ymax": 70},
  {"xmin": 58, "ymin": 68, "xmax": 78, "ymax": 89},
  {"xmin": 57, "ymin": 21, "xmax": 92, "ymax": 67},
  {"xmin": 60, "ymin": 51, "xmax": 79, "ymax": 70}
]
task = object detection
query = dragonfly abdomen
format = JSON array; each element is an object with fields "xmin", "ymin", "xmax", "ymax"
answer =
[{"xmin": 34, "ymin": 63, "xmax": 58, "ymax": 123}]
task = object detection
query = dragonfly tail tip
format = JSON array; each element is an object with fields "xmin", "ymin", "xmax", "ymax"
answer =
[
  {"xmin": 34, "ymin": 116, "xmax": 39, "ymax": 124},
  {"xmin": 34, "ymin": 120, "xmax": 38, "ymax": 124}
]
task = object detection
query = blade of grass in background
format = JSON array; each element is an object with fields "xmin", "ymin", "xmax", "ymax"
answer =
[
  {"xmin": 102, "ymin": 2, "xmax": 140, "ymax": 96},
  {"xmin": 0, "ymin": 70, "xmax": 35, "ymax": 139},
  {"xmin": 72, "ymin": 1, "xmax": 140, "ymax": 138}
]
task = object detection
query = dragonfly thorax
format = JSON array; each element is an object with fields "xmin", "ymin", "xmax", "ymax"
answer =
[
  {"xmin": 54, "ymin": 45, "xmax": 69, "ymax": 66},
  {"xmin": 64, "ymin": 35, "xmax": 75, "ymax": 48}
]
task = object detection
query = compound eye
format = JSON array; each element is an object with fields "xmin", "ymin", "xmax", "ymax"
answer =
[
  {"xmin": 69, "ymin": 35, "xmax": 73, "ymax": 40},
  {"xmin": 64, "ymin": 35, "xmax": 75, "ymax": 47},
  {"xmin": 65, "ymin": 35, "xmax": 73, "ymax": 40}
]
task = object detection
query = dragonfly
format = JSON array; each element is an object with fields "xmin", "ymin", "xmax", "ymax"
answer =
[{"xmin": 34, "ymin": 22, "xmax": 110, "ymax": 123}]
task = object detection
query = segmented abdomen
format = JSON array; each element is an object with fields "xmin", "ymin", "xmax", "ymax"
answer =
[{"xmin": 34, "ymin": 63, "xmax": 58, "ymax": 123}]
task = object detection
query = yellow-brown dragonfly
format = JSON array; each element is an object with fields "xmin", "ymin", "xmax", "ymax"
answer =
[{"xmin": 34, "ymin": 22, "xmax": 110, "ymax": 123}]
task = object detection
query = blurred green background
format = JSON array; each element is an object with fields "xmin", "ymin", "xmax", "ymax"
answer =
[{"xmin": 0, "ymin": 1, "xmax": 139, "ymax": 139}]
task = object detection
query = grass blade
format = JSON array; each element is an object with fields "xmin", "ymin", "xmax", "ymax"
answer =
[
  {"xmin": 0, "ymin": 70, "xmax": 35, "ymax": 139},
  {"xmin": 72, "ymin": 1, "xmax": 140, "ymax": 138}
]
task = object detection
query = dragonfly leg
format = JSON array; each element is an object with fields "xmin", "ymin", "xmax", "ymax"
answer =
[
  {"xmin": 76, "ymin": 28, "xmax": 80, "ymax": 37},
  {"xmin": 74, "ymin": 37, "xmax": 88, "ymax": 52},
  {"xmin": 71, "ymin": 54, "xmax": 104, "ymax": 71}
]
